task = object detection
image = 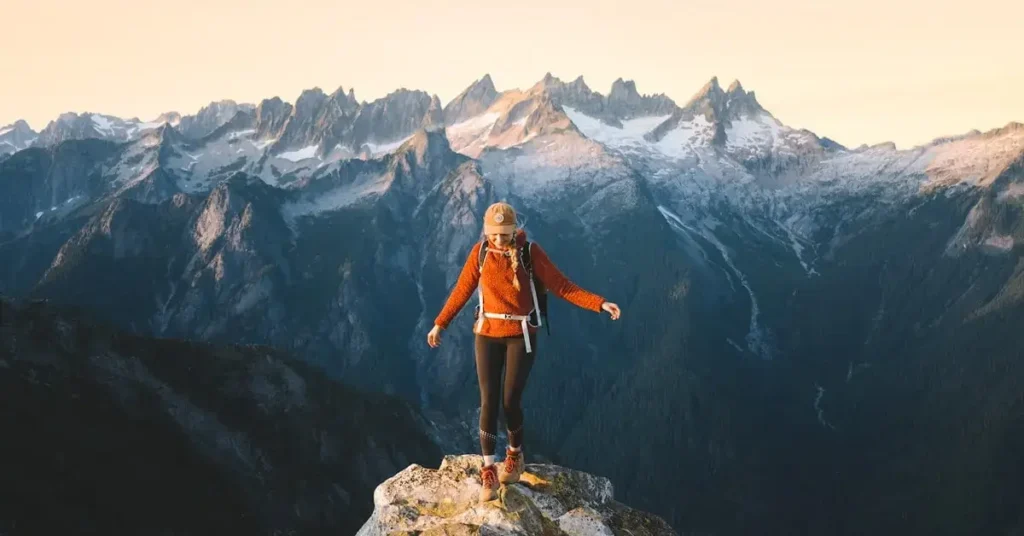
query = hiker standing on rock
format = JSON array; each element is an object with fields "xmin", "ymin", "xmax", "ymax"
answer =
[{"xmin": 427, "ymin": 201, "xmax": 621, "ymax": 502}]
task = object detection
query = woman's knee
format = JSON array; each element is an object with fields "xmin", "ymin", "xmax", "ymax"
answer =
[
  {"xmin": 481, "ymin": 398, "xmax": 498, "ymax": 414},
  {"xmin": 502, "ymin": 397, "xmax": 521, "ymax": 415}
]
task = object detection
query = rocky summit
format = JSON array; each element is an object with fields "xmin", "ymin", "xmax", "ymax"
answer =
[{"xmin": 356, "ymin": 454, "xmax": 677, "ymax": 536}]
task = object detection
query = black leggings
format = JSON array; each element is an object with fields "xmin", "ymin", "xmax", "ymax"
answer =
[{"xmin": 476, "ymin": 332, "xmax": 536, "ymax": 455}]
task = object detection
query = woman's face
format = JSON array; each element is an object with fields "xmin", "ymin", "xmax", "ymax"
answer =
[{"xmin": 488, "ymin": 233, "xmax": 513, "ymax": 248}]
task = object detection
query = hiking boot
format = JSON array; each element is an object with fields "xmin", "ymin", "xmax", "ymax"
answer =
[
  {"xmin": 479, "ymin": 463, "xmax": 499, "ymax": 502},
  {"xmin": 499, "ymin": 447, "xmax": 524, "ymax": 484}
]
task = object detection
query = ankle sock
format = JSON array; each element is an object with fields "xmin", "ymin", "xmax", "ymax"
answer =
[
  {"xmin": 483, "ymin": 454, "xmax": 496, "ymax": 466},
  {"xmin": 508, "ymin": 445, "xmax": 521, "ymax": 453}
]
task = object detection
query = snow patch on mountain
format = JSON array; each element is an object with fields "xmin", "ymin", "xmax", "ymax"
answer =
[
  {"xmin": 227, "ymin": 129, "xmax": 258, "ymax": 141},
  {"xmin": 725, "ymin": 115, "xmax": 782, "ymax": 148},
  {"xmin": 278, "ymin": 145, "xmax": 319, "ymax": 162},
  {"xmin": 127, "ymin": 120, "xmax": 168, "ymax": 137},
  {"xmin": 562, "ymin": 106, "xmax": 718, "ymax": 161},
  {"xmin": 724, "ymin": 113, "xmax": 820, "ymax": 159},
  {"xmin": 476, "ymin": 131, "xmax": 627, "ymax": 199},
  {"xmin": 91, "ymin": 114, "xmax": 116, "ymax": 136},
  {"xmin": 362, "ymin": 135, "xmax": 414, "ymax": 157},
  {"xmin": 108, "ymin": 139, "xmax": 162, "ymax": 192},
  {"xmin": 446, "ymin": 112, "xmax": 502, "ymax": 156},
  {"xmin": 34, "ymin": 195, "xmax": 88, "ymax": 224},
  {"xmin": 654, "ymin": 115, "xmax": 717, "ymax": 159},
  {"xmin": 282, "ymin": 172, "xmax": 391, "ymax": 222},
  {"xmin": 777, "ymin": 214, "xmax": 818, "ymax": 275},
  {"xmin": 561, "ymin": 106, "xmax": 669, "ymax": 149}
]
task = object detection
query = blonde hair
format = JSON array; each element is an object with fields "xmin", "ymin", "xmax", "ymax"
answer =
[{"xmin": 509, "ymin": 242, "xmax": 521, "ymax": 291}]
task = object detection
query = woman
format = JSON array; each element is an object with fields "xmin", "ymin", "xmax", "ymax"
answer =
[{"xmin": 427, "ymin": 201, "xmax": 621, "ymax": 502}]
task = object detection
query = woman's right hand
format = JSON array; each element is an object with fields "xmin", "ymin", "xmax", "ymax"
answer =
[{"xmin": 427, "ymin": 325, "xmax": 443, "ymax": 348}]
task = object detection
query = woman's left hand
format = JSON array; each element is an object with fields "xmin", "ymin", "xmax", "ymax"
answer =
[{"xmin": 601, "ymin": 302, "xmax": 621, "ymax": 320}]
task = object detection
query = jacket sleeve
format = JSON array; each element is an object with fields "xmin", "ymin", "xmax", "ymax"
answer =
[
  {"xmin": 433, "ymin": 242, "xmax": 482, "ymax": 329},
  {"xmin": 530, "ymin": 243, "xmax": 606, "ymax": 313}
]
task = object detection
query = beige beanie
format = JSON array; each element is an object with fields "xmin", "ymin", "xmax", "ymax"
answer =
[{"xmin": 483, "ymin": 202, "xmax": 517, "ymax": 235}]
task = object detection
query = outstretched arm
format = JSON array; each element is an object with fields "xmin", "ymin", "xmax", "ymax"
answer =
[
  {"xmin": 433, "ymin": 242, "xmax": 482, "ymax": 329},
  {"xmin": 530, "ymin": 243, "xmax": 606, "ymax": 313}
]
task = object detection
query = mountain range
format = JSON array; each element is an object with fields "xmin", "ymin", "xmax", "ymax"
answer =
[{"xmin": 2, "ymin": 72, "xmax": 1022, "ymax": 535}]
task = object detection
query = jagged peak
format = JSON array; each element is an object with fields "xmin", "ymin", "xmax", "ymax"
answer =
[
  {"xmin": 474, "ymin": 73, "xmax": 496, "ymax": 93},
  {"xmin": 569, "ymin": 74, "xmax": 589, "ymax": 90},
  {"xmin": 610, "ymin": 77, "xmax": 636, "ymax": 91},
  {"xmin": 449, "ymin": 75, "xmax": 499, "ymax": 102},
  {"xmin": 257, "ymin": 96, "xmax": 288, "ymax": 109},
  {"xmin": 701, "ymin": 75, "xmax": 722, "ymax": 92},
  {"xmin": 328, "ymin": 85, "xmax": 352, "ymax": 101},
  {"xmin": 609, "ymin": 78, "xmax": 642, "ymax": 101},
  {"xmin": 51, "ymin": 111, "xmax": 85, "ymax": 124},
  {"xmin": 7, "ymin": 119, "xmax": 33, "ymax": 130},
  {"xmin": 676, "ymin": 76, "xmax": 768, "ymax": 122},
  {"xmin": 298, "ymin": 87, "xmax": 326, "ymax": 99},
  {"xmin": 685, "ymin": 76, "xmax": 724, "ymax": 107},
  {"xmin": 531, "ymin": 71, "xmax": 566, "ymax": 92},
  {"xmin": 444, "ymin": 76, "xmax": 502, "ymax": 125},
  {"xmin": 1, "ymin": 119, "xmax": 37, "ymax": 135},
  {"xmin": 255, "ymin": 96, "xmax": 293, "ymax": 126},
  {"xmin": 294, "ymin": 87, "xmax": 328, "ymax": 112}
]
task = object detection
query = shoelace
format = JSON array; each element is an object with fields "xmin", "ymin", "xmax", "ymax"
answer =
[
  {"xmin": 503, "ymin": 452, "xmax": 520, "ymax": 473},
  {"xmin": 482, "ymin": 465, "xmax": 497, "ymax": 486}
]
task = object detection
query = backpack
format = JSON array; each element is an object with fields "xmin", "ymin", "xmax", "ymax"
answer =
[{"xmin": 476, "ymin": 238, "xmax": 550, "ymax": 334}]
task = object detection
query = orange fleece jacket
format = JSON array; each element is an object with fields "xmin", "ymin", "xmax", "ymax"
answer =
[{"xmin": 434, "ymin": 229, "xmax": 606, "ymax": 338}]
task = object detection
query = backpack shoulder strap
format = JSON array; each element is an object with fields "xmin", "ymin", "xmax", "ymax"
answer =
[
  {"xmin": 477, "ymin": 238, "xmax": 487, "ymax": 272},
  {"xmin": 520, "ymin": 240, "xmax": 533, "ymax": 273}
]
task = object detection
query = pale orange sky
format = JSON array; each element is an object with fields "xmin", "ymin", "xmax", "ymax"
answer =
[{"xmin": 3, "ymin": 0, "xmax": 1021, "ymax": 149}]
